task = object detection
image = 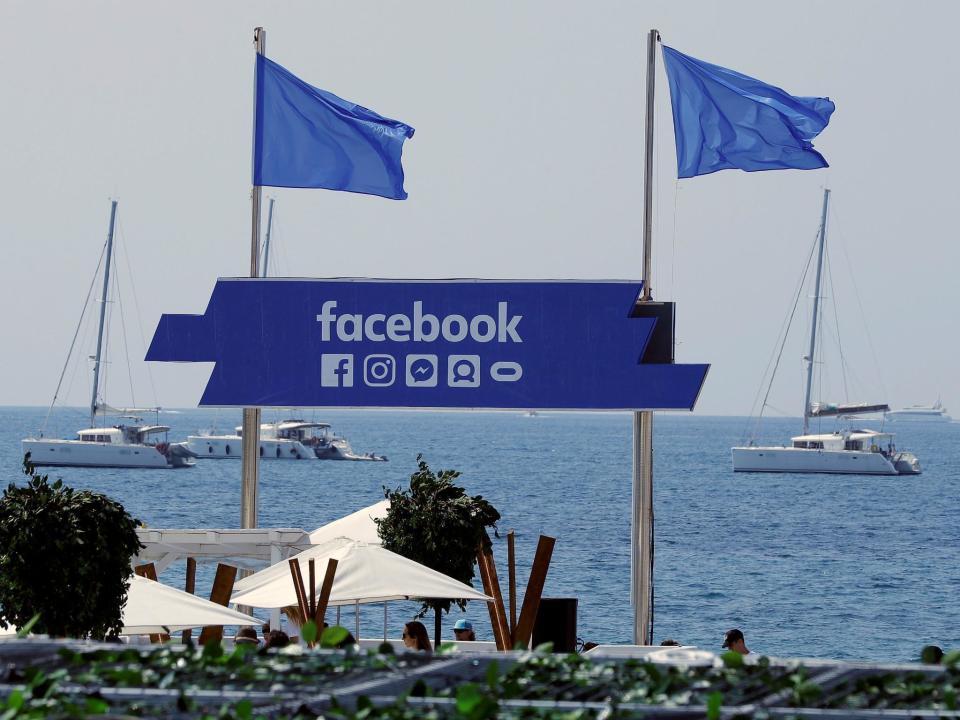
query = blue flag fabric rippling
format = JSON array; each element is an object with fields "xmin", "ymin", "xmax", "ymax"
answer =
[
  {"xmin": 661, "ymin": 46, "xmax": 835, "ymax": 179},
  {"xmin": 253, "ymin": 55, "xmax": 415, "ymax": 199}
]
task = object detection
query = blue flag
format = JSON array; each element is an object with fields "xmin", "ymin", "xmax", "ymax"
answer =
[
  {"xmin": 661, "ymin": 46, "xmax": 834, "ymax": 179},
  {"xmin": 253, "ymin": 55, "xmax": 415, "ymax": 199}
]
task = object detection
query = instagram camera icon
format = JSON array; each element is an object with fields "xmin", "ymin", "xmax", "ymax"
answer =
[{"xmin": 364, "ymin": 354, "xmax": 396, "ymax": 387}]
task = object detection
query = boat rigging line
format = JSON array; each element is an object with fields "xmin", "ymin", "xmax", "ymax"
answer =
[
  {"xmin": 741, "ymin": 224, "xmax": 820, "ymax": 444},
  {"xmin": 40, "ymin": 237, "xmax": 109, "ymax": 436}
]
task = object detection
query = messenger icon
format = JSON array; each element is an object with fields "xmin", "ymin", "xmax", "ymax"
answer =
[{"xmin": 447, "ymin": 355, "xmax": 480, "ymax": 388}]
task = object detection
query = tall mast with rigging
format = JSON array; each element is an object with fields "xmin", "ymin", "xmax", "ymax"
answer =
[
  {"xmin": 89, "ymin": 199, "xmax": 119, "ymax": 428},
  {"xmin": 802, "ymin": 188, "xmax": 830, "ymax": 435}
]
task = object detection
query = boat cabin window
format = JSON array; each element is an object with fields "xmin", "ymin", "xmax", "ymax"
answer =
[
  {"xmin": 793, "ymin": 440, "xmax": 823, "ymax": 449},
  {"xmin": 793, "ymin": 441, "xmax": 807, "ymax": 448},
  {"xmin": 844, "ymin": 440, "xmax": 863, "ymax": 451}
]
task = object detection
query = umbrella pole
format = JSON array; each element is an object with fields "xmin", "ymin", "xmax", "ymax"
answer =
[
  {"xmin": 383, "ymin": 603, "xmax": 387, "ymax": 641},
  {"xmin": 355, "ymin": 600, "xmax": 360, "ymax": 641}
]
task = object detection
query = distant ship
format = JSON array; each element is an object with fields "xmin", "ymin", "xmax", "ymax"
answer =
[{"xmin": 885, "ymin": 400, "xmax": 951, "ymax": 423}]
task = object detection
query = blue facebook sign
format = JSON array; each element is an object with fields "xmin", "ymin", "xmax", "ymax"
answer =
[{"xmin": 146, "ymin": 279, "xmax": 708, "ymax": 410}]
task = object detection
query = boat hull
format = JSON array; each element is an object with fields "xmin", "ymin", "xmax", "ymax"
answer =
[
  {"xmin": 186, "ymin": 436, "xmax": 315, "ymax": 460},
  {"xmin": 731, "ymin": 446, "xmax": 914, "ymax": 475},
  {"xmin": 23, "ymin": 439, "xmax": 172, "ymax": 468}
]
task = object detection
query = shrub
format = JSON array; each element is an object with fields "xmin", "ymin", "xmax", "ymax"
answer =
[{"xmin": 0, "ymin": 455, "xmax": 143, "ymax": 639}]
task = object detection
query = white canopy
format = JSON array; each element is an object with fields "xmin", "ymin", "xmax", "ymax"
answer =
[
  {"xmin": 121, "ymin": 575, "xmax": 260, "ymax": 635},
  {"xmin": 232, "ymin": 537, "xmax": 491, "ymax": 609},
  {"xmin": 0, "ymin": 576, "xmax": 261, "ymax": 637},
  {"xmin": 307, "ymin": 500, "xmax": 388, "ymax": 545}
]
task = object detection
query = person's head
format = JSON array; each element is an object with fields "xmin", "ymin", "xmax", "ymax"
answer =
[
  {"xmin": 660, "ymin": 638, "xmax": 681, "ymax": 647},
  {"xmin": 722, "ymin": 628, "xmax": 748, "ymax": 654},
  {"xmin": 453, "ymin": 619, "xmax": 476, "ymax": 642},
  {"xmin": 235, "ymin": 626, "xmax": 259, "ymax": 646},
  {"xmin": 263, "ymin": 629, "xmax": 290, "ymax": 650},
  {"xmin": 921, "ymin": 645, "xmax": 944, "ymax": 664},
  {"xmin": 402, "ymin": 621, "xmax": 431, "ymax": 651}
]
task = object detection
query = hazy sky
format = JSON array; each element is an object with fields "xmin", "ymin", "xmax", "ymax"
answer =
[{"xmin": 3, "ymin": 1, "xmax": 957, "ymax": 417}]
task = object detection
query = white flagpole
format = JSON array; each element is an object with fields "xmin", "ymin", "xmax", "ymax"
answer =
[
  {"xmin": 241, "ymin": 26, "xmax": 265, "ymax": 532},
  {"xmin": 631, "ymin": 27, "xmax": 659, "ymax": 647}
]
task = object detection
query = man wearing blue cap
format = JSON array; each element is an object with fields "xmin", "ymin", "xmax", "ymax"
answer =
[{"xmin": 453, "ymin": 619, "xmax": 476, "ymax": 642}]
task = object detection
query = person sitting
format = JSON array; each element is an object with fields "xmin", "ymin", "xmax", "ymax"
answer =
[
  {"xmin": 453, "ymin": 619, "xmax": 476, "ymax": 642},
  {"xmin": 262, "ymin": 629, "xmax": 290, "ymax": 651},
  {"xmin": 234, "ymin": 626, "xmax": 260, "ymax": 648},
  {"xmin": 722, "ymin": 628, "xmax": 750, "ymax": 655},
  {"xmin": 402, "ymin": 621, "xmax": 432, "ymax": 652}
]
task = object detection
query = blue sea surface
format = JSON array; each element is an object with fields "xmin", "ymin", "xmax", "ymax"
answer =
[{"xmin": 3, "ymin": 406, "xmax": 957, "ymax": 662}]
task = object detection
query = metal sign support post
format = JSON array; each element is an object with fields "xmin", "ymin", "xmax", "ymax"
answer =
[
  {"xmin": 240, "ymin": 27, "xmax": 265, "ymax": 532},
  {"xmin": 632, "ymin": 27, "xmax": 659, "ymax": 647}
]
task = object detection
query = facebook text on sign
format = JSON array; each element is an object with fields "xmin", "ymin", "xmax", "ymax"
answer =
[{"xmin": 145, "ymin": 278, "xmax": 709, "ymax": 411}]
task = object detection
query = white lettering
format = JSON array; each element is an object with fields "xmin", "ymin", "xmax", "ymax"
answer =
[
  {"xmin": 413, "ymin": 301, "xmax": 440, "ymax": 342},
  {"xmin": 316, "ymin": 301, "xmax": 338, "ymax": 341},
  {"xmin": 498, "ymin": 301, "xmax": 522, "ymax": 342},
  {"xmin": 336, "ymin": 314, "xmax": 363, "ymax": 341},
  {"xmin": 442, "ymin": 314, "xmax": 469, "ymax": 341},
  {"xmin": 386, "ymin": 314, "xmax": 411, "ymax": 341},
  {"xmin": 364, "ymin": 314, "xmax": 386, "ymax": 341},
  {"xmin": 317, "ymin": 299, "xmax": 523, "ymax": 343},
  {"xmin": 469, "ymin": 315, "xmax": 497, "ymax": 342}
]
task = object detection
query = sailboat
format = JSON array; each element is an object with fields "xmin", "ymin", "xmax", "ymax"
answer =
[
  {"xmin": 731, "ymin": 190, "xmax": 921, "ymax": 475},
  {"xmin": 22, "ymin": 201, "xmax": 194, "ymax": 469}
]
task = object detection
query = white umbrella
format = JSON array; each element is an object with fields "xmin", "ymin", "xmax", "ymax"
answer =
[
  {"xmin": 121, "ymin": 574, "xmax": 261, "ymax": 635},
  {"xmin": 232, "ymin": 537, "xmax": 491, "ymax": 609},
  {"xmin": 307, "ymin": 500, "xmax": 388, "ymax": 545}
]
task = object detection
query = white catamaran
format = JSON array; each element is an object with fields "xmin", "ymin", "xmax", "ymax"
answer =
[
  {"xmin": 22, "ymin": 201, "xmax": 194, "ymax": 469},
  {"xmin": 731, "ymin": 190, "xmax": 921, "ymax": 476}
]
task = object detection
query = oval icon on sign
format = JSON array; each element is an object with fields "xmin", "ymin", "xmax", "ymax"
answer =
[{"xmin": 490, "ymin": 361, "xmax": 523, "ymax": 382}]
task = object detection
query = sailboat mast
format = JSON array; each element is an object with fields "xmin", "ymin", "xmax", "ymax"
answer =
[
  {"xmin": 631, "ymin": 27, "xmax": 659, "ymax": 647},
  {"xmin": 240, "ymin": 28, "xmax": 265, "ymax": 531},
  {"xmin": 261, "ymin": 197, "xmax": 275, "ymax": 278},
  {"xmin": 90, "ymin": 200, "xmax": 119, "ymax": 427},
  {"xmin": 802, "ymin": 188, "xmax": 830, "ymax": 434}
]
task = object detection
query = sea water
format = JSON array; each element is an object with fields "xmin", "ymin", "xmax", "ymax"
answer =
[{"xmin": 2, "ymin": 406, "xmax": 957, "ymax": 662}]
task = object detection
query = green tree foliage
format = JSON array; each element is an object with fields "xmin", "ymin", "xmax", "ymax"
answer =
[
  {"xmin": 0, "ymin": 454, "xmax": 143, "ymax": 639},
  {"xmin": 376, "ymin": 454, "xmax": 500, "ymax": 620}
]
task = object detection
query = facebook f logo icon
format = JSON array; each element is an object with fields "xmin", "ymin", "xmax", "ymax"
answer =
[{"xmin": 321, "ymin": 354, "xmax": 354, "ymax": 387}]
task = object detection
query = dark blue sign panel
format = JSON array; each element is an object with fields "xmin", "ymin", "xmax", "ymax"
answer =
[{"xmin": 146, "ymin": 279, "xmax": 708, "ymax": 410}]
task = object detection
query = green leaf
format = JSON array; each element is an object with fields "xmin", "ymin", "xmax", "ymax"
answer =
[
  {"xmin": 233, "ymin": 699, "xmax": 253, "ymax": 720},
  {"xmin": 84, "ymin": 696, "xmax": 109, "ymax": 713},
  {"xmin": 16, "ymin": 614, "xmax": 40, "ymax": 638},
  {"xmin": 721, "ymin": 650, "xmax": 744, "ymax": 668},
  {"xmin": 320, "ymin": 625, "xmax": 350, "ymax": 649},
  {"xmin": 455, "ymin": 683, "xmax": 483, "ymax": 714},
  {"xmin": 706, "ymin": 691, "xmax": 722, "ymax": 720},
  {"xmin": 300, "ymin": 620, "xmax": 318, "ymax": 645},
  {"xmin": 943, "ymin": 649, "xmax": 960, "ymax": 668},
  {"xmin": 5, "ymin": 690, "xmax": 23, "ymax": 711}
]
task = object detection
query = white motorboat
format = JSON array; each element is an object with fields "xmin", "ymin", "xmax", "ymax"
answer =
[
  {"xmin": 183, "ymin": 419, "xmax": 387, "ymax": 462},
  {"xmin": 22, "ymin": 201, "xmax": 193, "ymax": 469},
  {"xmin": 732, "ymin": 190, "xmax": 921, "ymax": 476},
  {"xmin": 185, "ymin": 420, "xmax": 329, "ymax": 460},
  {"xmin": 885, "ymin": 400, "xmax": 952, "ymax": 423}
]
